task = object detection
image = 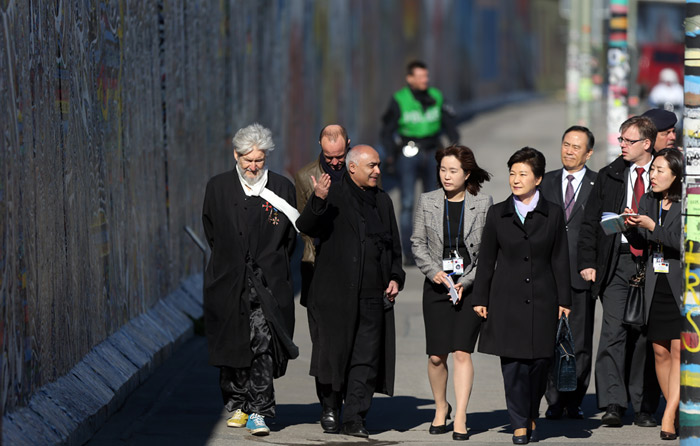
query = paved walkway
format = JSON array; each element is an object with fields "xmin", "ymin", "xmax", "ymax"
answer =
[{"xmin": 86, "ymin": 99, "xmax": 670, "ymax": 445}]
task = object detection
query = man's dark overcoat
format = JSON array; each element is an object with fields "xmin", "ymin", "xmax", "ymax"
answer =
[
  {"xmin": 202, "ymin": 170, "xmax": 297, "ymax": 369},
  {"xmin": 577, "ymin": 156, "xmax": 629, "ymax": 297},
  {"xmin": 296, "ymin": 177, "xmax": 405, "ymax": 396},
  {"xmin": 472, "ymin": 195, "xmax": 572, "ymax": 359}
]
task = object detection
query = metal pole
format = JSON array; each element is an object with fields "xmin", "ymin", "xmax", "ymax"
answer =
[
  {"xmin": 606, "ymin": 0, "xmax": 630, "ymax": 162},
  {"xmin": 567, "ymin": 0, "xmax": 582, "ymax": 126},
  {"xmin": 579, "ymin": 0, "xmax": 593, "ymax": 126},
  {"xmin": 681, "ymin": 4, "xmax": 700, "ymax": 443}
]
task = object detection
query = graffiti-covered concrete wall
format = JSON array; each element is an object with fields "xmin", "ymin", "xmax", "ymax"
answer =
[{"xmin": 0, "ymin": 0, "xmax": 564, "ymax": 419}]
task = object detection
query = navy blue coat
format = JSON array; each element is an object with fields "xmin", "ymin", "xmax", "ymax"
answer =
[{"xmin": 473, "ymin": 195, "xmax": 571, "ymax": 359}]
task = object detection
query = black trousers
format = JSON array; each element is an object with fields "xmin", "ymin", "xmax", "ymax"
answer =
[
  {"xmin": 317, "ymin": 296, "xmax": 385, "ymax": 425},
  {"xmin": 501, "ymin": 357, "xmax": 551, "ymax": 430},
  {"xmin": 545, "ymin": 287, "xmax": 595, "ymax": 409},
  {"xmin": 595, "ymin": 249, "xmax": 659, "ymax": 413},
  {"xmin": 219, "ymin": 287, "xmax": 275, "ymax": 417}
]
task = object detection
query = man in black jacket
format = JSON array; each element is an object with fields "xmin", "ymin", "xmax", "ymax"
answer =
[
  {"xmin": 297, "ymin": 145, "xmax": 405, "ymax": 438},
  {"xmin": 541, "ymin": 126, "xmax": 598, "ymax": 420},
  {"xmin": 577, "ymin": 116, "xmax": 660, "ymax": 427},
  {"xmin": 380, "ymin": 61, "xmax": 459, "ymax": 264}
]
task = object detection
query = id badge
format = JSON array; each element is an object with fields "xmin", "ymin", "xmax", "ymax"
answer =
[
  {"xmin": 453, "ymin": 255, "xmax": 464, "ymax": 275},
  {"xmin": 442, "ymin": 258, "xmax": 454, "ymax": 271},
  {"xmin": 653, "ymin": 253, "xmax": 669, "ymax": 274}
]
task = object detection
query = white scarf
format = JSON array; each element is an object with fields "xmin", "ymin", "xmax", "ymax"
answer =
[{"xmin": 237, "ymin": 167, "xmax": 300, "ymax": 233}]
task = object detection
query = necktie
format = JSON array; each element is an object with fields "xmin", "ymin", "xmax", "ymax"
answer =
[
  {"xmin": 630, "ymin": 167, "xmax": 646, "ymax": 257},
  {"xmin": 564, "ymin": 174, "xmax": 575, "ymax": 220}
]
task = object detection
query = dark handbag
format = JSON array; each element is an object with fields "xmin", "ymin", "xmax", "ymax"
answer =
[
  {"xmin": 553, "ymin": 315, "xmax": 577, "ymax": 392},
  {"xmin": 622, "ymin": 263, "xmax": 646, "ymax": 326}
]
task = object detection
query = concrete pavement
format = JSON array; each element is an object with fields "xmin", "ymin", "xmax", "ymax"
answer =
[{"xmin": 86, "ymin": 98, "xmax": 670, "ymax": 445}]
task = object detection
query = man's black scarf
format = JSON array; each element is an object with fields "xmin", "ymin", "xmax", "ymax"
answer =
[
  {"xmin": 411, "ymin": 88, "xmax": 436, "ymax": 111},
  {"xmin": 319, "ymin": 152, "xmax": 346, "ymax": 183},
  {"xmin": 345, "ymin": 174, "xmax": 392, "ymax": 249}
]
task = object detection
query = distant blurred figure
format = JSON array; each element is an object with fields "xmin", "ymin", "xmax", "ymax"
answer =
[
  {"xmin": 381, "ymin": 60, "xmax": 459, "ymax": 265},
  {"xmin": 648, "ymin": 68, "xmax": 684, "ymax": 130}
]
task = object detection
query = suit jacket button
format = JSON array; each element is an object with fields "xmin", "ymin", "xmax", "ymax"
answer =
[
  {"xmin": 524, "ymin": 256, "xmax": 529, "ymax": 261},
  {"xmin": 525, "ymin": 299, "xmax": 531, "ymax": 304},
  {"xmin": 524, "ymin": 235, "xmax": 529, "ymax": 240},
  {"xmin": 525, "ymin": 278, "xmax": 530, "ymax": 283}
]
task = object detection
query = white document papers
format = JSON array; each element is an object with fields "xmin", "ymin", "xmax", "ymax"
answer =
[{"xmin": 445, "ymin": 275, "xmax": 460, "ymax": 305}]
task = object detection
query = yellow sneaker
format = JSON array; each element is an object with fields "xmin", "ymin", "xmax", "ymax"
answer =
[{"xmin": 227, "ymin": 409, "xmax": 248, "ymax": 428}]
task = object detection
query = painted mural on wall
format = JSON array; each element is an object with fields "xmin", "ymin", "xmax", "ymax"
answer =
[
  {"xmin": 682, "ymin": 3, "xmax": 700, "ymax": 442},
  {"xmin": 0, "ymin": 0, "xmax": 564, "ymax": 416},
  {"xmin": 607, "ymin": 0, "xmax": 630, "ymax": 162}
]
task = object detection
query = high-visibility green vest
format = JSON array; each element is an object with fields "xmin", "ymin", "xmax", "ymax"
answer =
[{"xmin": 394, "ymin": 86, "xmax": 443, "ymax": 138}]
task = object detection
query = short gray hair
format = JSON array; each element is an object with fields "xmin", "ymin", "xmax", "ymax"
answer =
[
  {"xmin": 232, "ymin": 123, "xmax": 275, "ymax": 155},
  {"xmin": 346, "ymin": 147, "xmax": 361, "ymax": 166}
]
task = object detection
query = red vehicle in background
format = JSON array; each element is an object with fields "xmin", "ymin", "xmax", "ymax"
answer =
[{"xmin": 636, "ymin": 43, "xmax": 684, "ymax": 97}]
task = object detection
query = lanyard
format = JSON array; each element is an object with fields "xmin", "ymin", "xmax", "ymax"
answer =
[
  {"xmin": 445, "ymin": 197, "xmax": 466, "ymax": 253},
  {"xmin": 563, "ymin": 176, "xmax": 583, "ymax": 214},
  {"xmin": 656, "ymin": 200, "xmax": 666, "ymax": 254}
]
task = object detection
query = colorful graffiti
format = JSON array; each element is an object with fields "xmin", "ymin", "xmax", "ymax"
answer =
[
  {"xmin": 606, "ymin": 0, "xmax": 630, "ymax": 162},
  {"xmin": 0, "ymin": 0, "xmax": 565, "ymax": 421}
]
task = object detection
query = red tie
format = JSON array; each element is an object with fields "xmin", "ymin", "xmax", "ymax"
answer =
[{"xmin": 630, "ymin": 167, "xmax": 645, "ymax": 257}]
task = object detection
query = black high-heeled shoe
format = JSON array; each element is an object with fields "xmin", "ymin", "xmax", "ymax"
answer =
[
  {"xmin": 452, "ymin": 431, "xmax": 469, "ymax": 441},
  {"xmin": 429, "ymin": 403, "xmax": 452, "ymax": 435},
  {"xmin": 660, "ymin": 430, "xmax": 678, "ymax": 440}
]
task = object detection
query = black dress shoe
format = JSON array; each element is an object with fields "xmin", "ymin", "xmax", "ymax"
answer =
[
  {"xmin": 660, "ymin": 430, "xmax": 678, "ymax": 440},
  {"xmin": 341, "ymin": 422, "xmax": 369, "ymax": 438},
  {"xmin": 566, "ymin": 406, "xmax": 584, "ymax": 419},
  {"xmin": 528, "ymin": 428, "xmax": 539, "ymax": 442},
  {"xmin": 601, "ymin": 404, "xmax": 623, "ymax": 427},
  {"xmin": 634, "ymin": 412, "xmax": 657, "ymax": 427},
  {"xmin": 545, "ymin": 405, "xmax": 563, "ymax": 420},
  {"xmin": 452, "ymin": 431, "xmax": 469, "ymax": 441},
  {"xmin": 320, "ymin": 407, "xmax": 339, "ymax": 433},
  {"xmin": 429, "ymin": 403, "xmax": 452, "ymax": 435},
  {"xmin": 512, "ymin": 434, "xmax": 529, "ymax": 444}
]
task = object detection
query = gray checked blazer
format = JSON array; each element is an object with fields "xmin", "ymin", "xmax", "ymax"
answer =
[{"xmin": 410, "ymin": 189, "xmax": 493, "ymax": 288}]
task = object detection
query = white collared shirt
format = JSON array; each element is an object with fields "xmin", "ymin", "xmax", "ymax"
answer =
[
  {"xmin": 560, "ymin": 166, "xmax": 587, "ymax": 207},
  {"xmin": 621, "ymin": 158, "xmax": 652, "ymax": 244}
]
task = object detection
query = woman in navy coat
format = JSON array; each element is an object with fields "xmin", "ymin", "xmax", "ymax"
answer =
[{"xmin": 473, "ymin": 147, "xmax": 571, "ymax": 444}]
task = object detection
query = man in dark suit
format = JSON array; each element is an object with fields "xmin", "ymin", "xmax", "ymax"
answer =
[
  {"xmin": 540, "ymin": 126, "xmax": 597, "ymax": 420},
  {"xmin": 293, "ymin": 124, "xmax": 349, "ymax": 433},
  {"xmin": 202, "ymin": 123, "xmax": 299, "ymax": 437},
  {"xmin": 297, "ymin": 145, "xmax": 405, "ymax": 438},
  {"xmin": 578, "ymin": 116, "xmax": 660, "ymax": 427}
]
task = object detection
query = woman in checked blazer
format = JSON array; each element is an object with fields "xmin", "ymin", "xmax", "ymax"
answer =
[{"xmin": 411, "ymin": 145, "xmax": 492, "ymax": 440}]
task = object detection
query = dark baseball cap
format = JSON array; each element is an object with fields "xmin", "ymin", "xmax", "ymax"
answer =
[{"xmin": 642, "ymin": 108, "xmax": 677, "ymax": 132}]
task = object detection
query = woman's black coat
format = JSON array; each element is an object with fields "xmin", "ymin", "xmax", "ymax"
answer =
[
  {"xmin": 202, "ymin": 170, "xmax": 297, "ymax": 369},
  {"xmin": 626, "ymin": 193, "xmax": 682, "ymax": 321},
  {"xmin": 473, "ymin": 195, "xmax": 572, "ymax": 359},
  {"xmin": 296, "ymin": 178, "xmax": 405, "ymax": 395}
]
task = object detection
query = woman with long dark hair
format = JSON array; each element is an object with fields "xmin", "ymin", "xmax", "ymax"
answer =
[
  {"xmin": 625, "ymin": 148, "xmax": 683, "ymax": 440},
  {"xmin": 411, "ymin": 145, "xmax": 492, "ymax": 440}
]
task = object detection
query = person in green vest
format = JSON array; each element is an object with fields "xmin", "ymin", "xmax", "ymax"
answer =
[{"xmin": 381, "ymin": 60, "xmax": 459, "ymax": 265}]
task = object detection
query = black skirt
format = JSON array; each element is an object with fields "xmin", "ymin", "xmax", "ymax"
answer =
[
  {"xmin": 647, "ymin": 275, "xmax": 682, "ymax": 341},
  {"xmin": 422, "ymin": 278, "xmax": 482, "ymax": 355}
]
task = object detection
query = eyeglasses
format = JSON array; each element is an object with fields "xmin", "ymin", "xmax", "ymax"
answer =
[{"xmin": 617, "ymin": 136, "xmax": 644, "ymax": 146}]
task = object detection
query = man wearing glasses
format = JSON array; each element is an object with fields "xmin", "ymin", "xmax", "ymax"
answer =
[{"xmin": 578, "ymin": 116, "xmax": 660, "ymax": 428}]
